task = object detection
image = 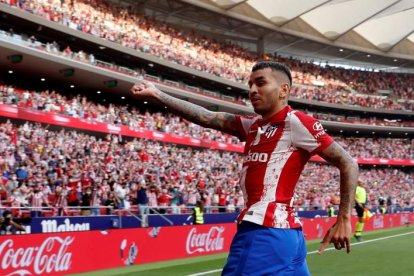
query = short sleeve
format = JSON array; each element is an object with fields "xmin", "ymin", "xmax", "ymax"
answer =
[
  {"xmin": 290, "ymin": 111, "xmax": 334, "ymax": 155},
  {"xmin": 235, "ymin": 115, "xmax": 258, "ymax": 142}
]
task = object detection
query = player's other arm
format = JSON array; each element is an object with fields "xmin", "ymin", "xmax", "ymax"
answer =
[
  {"xmin": 130, "ymin": 81, "xmax": 241, "ymax": 137},
  {"xmin": 320, "ymin": 142, "xmax": 358, "ymax": 219},
  {"xmin": 318, "ymin": 142, "xmax": 359, "ymax": 253}
]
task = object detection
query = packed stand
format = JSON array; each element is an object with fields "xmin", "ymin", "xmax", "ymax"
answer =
[
  {"xmin": 0, "ymin": 69, "xmax": 411, "ymax": 128},
  {"xmin": 6, "ymin": 27, "xmax": 414, "ymax": 112},
  {"xmin": 335, "ymin": 137, "xmax": 413, "ymax": 160},
  {"xmin": 289, "ymin": 85, "xmax": 412, "ymax": 111},
  {"xmin": 309, "ymin": 111, "xmax": 414, "ymax": 127},
  {"xmin": 3, "ymin": 0, "xmax": 414, "ymax": 111},
  {"xmin": 1, "ymin": 84, "xmax": 413, "ymax": 159},
  {"xmin": 0, "ymin": 121, "xmax": 243, "ymax": 217},
  {"xmin": 0, "ymin": 84, "xmax": 241, "ymax": 144},
  {"xmin": 295, "ymin": 163, "xmax": 414, "ymax": 213},
  {"xmin": 0, "ymin": 121, "xmax": 413, "ymax": 219},
  {"xmin": 2, "ymin": 26, "xmax": 414, "ymax": 111},
  {"xmin": 24, "ymin": 30, "xmax": 414, "ymax": 111}
]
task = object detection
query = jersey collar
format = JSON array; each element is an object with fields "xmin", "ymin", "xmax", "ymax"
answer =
[{"xmin": 257, "ymin": 105, "xmax": 291, "ymax": 126}]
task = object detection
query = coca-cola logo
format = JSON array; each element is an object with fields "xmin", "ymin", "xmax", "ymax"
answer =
[
  {"xmin": 316, "ymin": 224, "xmax": 324, "ymax": 239},
  {"xmin": 0, "ymin": 236, "xmax": 74, "ymax": 275},
  {"xmin": 186, "ymin": 227, "xmax": 224, "ymax": 254},
  {"xmin": 373, "ymin": 216, "xmax": 384, "ymax": 229},
  {"xmin": 400, "ymin": 215, "xmax": 408, "ymax": 225}
]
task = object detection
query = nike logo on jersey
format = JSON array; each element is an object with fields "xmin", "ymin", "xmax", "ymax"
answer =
[{"xmin": 250, "ymin": 127, "xmax": 264, "ymax": 146}]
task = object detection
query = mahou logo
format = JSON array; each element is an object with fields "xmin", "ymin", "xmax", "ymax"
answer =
[
  {"xmin": 0, "ymin": 236, "xmax": 74, "ymax": 275},
  {"xmin": 186, "ymin": 226, "xmax": 224, "ymax": 254}
]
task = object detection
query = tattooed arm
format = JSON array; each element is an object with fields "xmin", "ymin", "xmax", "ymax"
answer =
[
  {"xmin": 130, "ymin": 81, "xmax": 241, "ymax": 137},
  {"xmin": 317, "ymin": 142, "xmax": 359, "ymax": 254}
]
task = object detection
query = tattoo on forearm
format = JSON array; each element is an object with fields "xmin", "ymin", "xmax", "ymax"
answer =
[
  {"xmin": 158, "ymin": 93, "xmax": 236, "ymax": 134},
  {"xmin": 320, "ymin": 143, "xmax": 358, "ymax": 216}
]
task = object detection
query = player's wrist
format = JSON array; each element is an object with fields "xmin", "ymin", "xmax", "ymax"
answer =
[
  {"xmin": 155, "ymin": 89, "xmax": 168, "ymax": 102},
  {"xmin": 336, "ymin": 212, "xmax": 351, "ymax": 220}
]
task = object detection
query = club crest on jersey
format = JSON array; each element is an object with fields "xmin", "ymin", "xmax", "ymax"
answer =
[{"xmin": 264, "ymin": 125, "xmax": 278, "ymax": 139}]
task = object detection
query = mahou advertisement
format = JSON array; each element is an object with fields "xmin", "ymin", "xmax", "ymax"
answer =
[{"xmin": 0, "ymin": 213, "xmax": 412, "ymax": 275}]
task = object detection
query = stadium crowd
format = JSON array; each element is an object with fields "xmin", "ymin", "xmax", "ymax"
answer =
[
  {"xmin": 0, "ymin": 0, "xmax": 413, "ymax": 219},
  {"xmin": 0, "ymin": 121, "xmax": 413, "ymax": 218},
  {"xmin": 295, "ymin": 163, "xmax": 414, "ymax": 213},
  {"xmin": 309, "ymin": 111, "xmax": 414, "ymax": 127},
  {"xmin": 1, "ymin": 74, "xmax": 412, "ymax": 129},
  {"xmin": 0, "ymin": 83, "xmax": 240, "ymax": 144},
  {"xmin": 2, "ymin": 0, "xmax": 414, "ymax": 111},
  {"xmin": 0, "ymin": 84, "xmax": 413, "ymax": 159}
]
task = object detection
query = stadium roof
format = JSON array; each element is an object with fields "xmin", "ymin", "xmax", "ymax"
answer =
[
  {"xmin": 124, "ymin": 0, "xmax": 414, "ymax": 72},
  {"xmin": 205, "ymin": 0, "xmax": 414, "ymax": 53}
]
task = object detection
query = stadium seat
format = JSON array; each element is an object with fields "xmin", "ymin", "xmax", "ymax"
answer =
[{"xmin": 42, "ymin": 210, "xmax": 54, "ymax": 217}]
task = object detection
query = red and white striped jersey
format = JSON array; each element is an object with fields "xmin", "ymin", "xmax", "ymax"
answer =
[
  {"xmin": 30, "ymin": 192, "xmax": 48, "ymax": 211},
  {"xmin": 235, "ymin": 106, "xmax": 334, "ymax": 228}
]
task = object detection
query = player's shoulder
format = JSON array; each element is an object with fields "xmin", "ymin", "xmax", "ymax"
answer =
[
  {"xmin": 237, "ymin": 114, "xmax": 260, "ymax": 121},
  {"xmin": 288, "ymin": 109, "xmax": 315, "ymax": 119},
  {"xmin": 236, "ymin": 114, "xmax": 261, "ymax": 126},
  {"xmin": 288, "ymin": 109, "xmax": 331, "ymax": 140},
  {"xmin": 287, "ymin": 109, "xmax": 319, "ymax": 126}
]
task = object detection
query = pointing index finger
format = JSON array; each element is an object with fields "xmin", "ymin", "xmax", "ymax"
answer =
[
  {"xmin": 318, "ymin": 241, "xmax": 330, "ymax": 255},
  {"xmin": 346, "ymin": 239, "xmax": 351, "ymax": 254}
]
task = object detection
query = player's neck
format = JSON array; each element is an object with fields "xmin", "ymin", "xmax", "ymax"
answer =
[{"xmin": 261, "ymin": 104, "xmax": 288, "ymax": 121}]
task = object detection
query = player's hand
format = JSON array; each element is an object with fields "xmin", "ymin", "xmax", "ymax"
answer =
[
  {"xmin": 318, "ymin": 216, "xmax": 351, "ymax": 254},
  {"xmin": 130, "ymin": 80, "xmax": 160, "ymax": 98}
]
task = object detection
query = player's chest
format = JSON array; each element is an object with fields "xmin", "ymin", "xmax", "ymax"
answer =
[{"xmin": 245, "ymin": 123, "xmax": 292, "ymax": 153}]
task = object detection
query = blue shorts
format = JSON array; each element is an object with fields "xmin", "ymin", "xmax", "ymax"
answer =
[{"xmin": 222, "ymin": 221, "xmax": 310, "ymax": 276}]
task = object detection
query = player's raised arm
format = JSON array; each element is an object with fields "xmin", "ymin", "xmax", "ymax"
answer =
[
  {"xmin": 317, "ymin": 142, "xmax": 358, "ymax": 254},
  {"xmin": 130, "ymin": 81, "xmax": 241, "ymax": 137}
]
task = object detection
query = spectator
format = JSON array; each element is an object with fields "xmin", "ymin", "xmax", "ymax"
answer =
[
  {"xmin": 80, "ymin": 186, "xmax": 93, "ymax": 216},
  {"xmin": 136, "ymin": 182, "xmax": 149, "ymax": 216},
  {"xmin": 0, "ymin": 210, "xmax": 26, "ymax": 234},
  {"xmin": 28, "ymin": 185, "xmax": 50, "ymax": 217}
]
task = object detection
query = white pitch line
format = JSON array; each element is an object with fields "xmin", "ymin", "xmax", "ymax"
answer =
[
  {"xmin": 307, "ymin": 231, "xmax": 414, "ymax": 255},
  {"xmin": 187, "ymin": 231, "xmax": 414, "ymax": 276},
  {"xmin": 187, "ymin": 269, "xmax": 223, "ymax": 276}
]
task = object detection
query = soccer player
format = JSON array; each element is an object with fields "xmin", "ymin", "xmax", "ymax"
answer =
[
  {"xmin": 131, "ymin": 61, "xmax": 358, "ymax": 275},
  {"xmin": 354, "ymin": 180, "xmax": 367, "ymax": 241}
]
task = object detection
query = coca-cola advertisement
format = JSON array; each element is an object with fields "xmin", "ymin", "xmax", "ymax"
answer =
[
  {"xmin": 0, "ymin": 223, "xmax": 236, "ymax": 275},
  {"xmin": 301, "ymin": 213, "xmax": 414, "ymax": 240},
  {"xmin": 0, "ymin": 214, "xmax": 412, "ymax": 275},
  {"xmin": 186, "ymin": 226, "xmax": 226, "ymax": 254}
]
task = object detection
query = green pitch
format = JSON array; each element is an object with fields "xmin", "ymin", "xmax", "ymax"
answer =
[{"xmin": 74, "ymin": 226, "xmax": 414, "ymax": 276}]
